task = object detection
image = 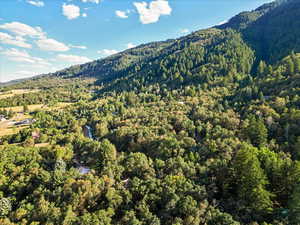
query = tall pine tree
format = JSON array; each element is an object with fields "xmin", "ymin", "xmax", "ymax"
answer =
[
  {"xmin": 234, "ymin": 144, "xmax": 273, "ymax": 217},
  {"xmin": 289, "ymin": 183, "xmax": 300, "ymax": 224}
]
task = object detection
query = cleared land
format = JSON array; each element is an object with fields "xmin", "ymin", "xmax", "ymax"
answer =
[
  {"xmin": 0, "ymin": 113, "xmax": 31, "ymax": 136},
  {"xmin": 2, "ymin": 102, "xmax": 73, "ymax": 113},
  {"xmin": 34, "ymin": 143, "xmax": 50, "ymax": 148},
  {"xmin": 0, "ymin": 89, "xmax": 40, "ymax": 99},
  {"xmin": 0, "ymin": 102, "xmax": 73, "ymax": 137}
]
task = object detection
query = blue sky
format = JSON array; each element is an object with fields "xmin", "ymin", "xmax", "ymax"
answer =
[{"xmin": 0, "ymin": 0, "xmax": 273, "ymax": 82}]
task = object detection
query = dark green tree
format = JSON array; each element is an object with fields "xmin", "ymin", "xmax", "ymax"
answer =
[
  {"xmin": 233, "ymin": 144, "xmax": 273, "ymax": 216},
  {"xmin": 289, "ymin": 183, "xmax": 300, "ymax": 225},
  {"xmin": 245, "ymin": 115, "xmax": 268, "ymax": 147}
]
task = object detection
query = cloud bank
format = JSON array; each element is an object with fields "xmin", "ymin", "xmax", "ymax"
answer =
[{"xmin": 134, "ymin": 0, "xmax": 172, "ymax": 24}]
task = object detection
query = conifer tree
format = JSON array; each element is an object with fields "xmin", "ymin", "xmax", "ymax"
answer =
[
  {"xmin": 234, "ymin": 144, "xmax": 273, "ymax": 216},
  {"xmin": 257, "ymin": 61, "xmax": 267, "ymax": 77},
  {"xmin": 289, "ymin": 183, "xmax": 300, "ymax": 225}
]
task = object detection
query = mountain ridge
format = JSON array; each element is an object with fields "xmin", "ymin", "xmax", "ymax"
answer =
[{"xmin": 2, "ymin": 0, "xmax": 300, "ymax": 88}]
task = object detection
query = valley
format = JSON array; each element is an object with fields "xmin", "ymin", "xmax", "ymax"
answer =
[{"xmin": 1, "ymin": 0, "xmax": 300, "ymax": 224}]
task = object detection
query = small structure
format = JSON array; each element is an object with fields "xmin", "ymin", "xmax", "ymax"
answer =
[
  {"xmin": 15, "ymin": 118, "xmax": 36, "ymax": 126},
  {"xmin": 73, "ymin": 158, "xmax": 91, "ymax": 175},
  {"xmin": 78, "ymin": 166, "xmax": 91, "ymax": 175}
]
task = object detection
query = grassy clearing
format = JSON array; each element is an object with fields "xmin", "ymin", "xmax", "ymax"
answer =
[
  {"xmin": 0, "ymin": 89, "xmax": 40, "ymax": 99},
  {"xmin": 34, "ymin": 143, "xmax": 50, "ymax": 148},
  {"xmin": 0, "ymin": 113, "xmax": 31, "ymax": 137},
  {"xmin": 0, "ymin": 126, "xmax": 28, "ymax": 136},
  {"xmin": 4, "ymin": 104, "xmax": 44, "ymax": 113},
  {"xmin": 0, "ymin": 102, "xmax": 73, "ymax": 137},
  {"xmin": 2, "ymin": 102, "xmax": 73, "ymax": 113}
]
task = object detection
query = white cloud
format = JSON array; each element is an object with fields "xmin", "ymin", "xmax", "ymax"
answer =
[
  {"xmin": 180, "ymin": 28, "xmax": 189, "ymax": 34},
  {"xmin": 69, "ymin": 44, "xmax": 87, "ymax": 49},
  {"xmin": 81, "ymin": 0, "xmax": 101, "ymax": 4},
  {"xmin": 36, "ymin": 38, "xmax": 70, "ymax": 52},
  {"xmin": 97, "ymin": 49, "xmax": 118, "ymax": 56},
  {"xmin": 0, "ymin": 22, "xmax": 45, "ymax": 38},
  {"xmin": 2, "ymin": 48, "xmax": 30, "ymax": 61},
  {"xmin": 127, "ymin": 43, "xmax": 136, "ymax": 49},
  {"xmin": 82, "ymin": 13, "xmax": 88, "ymax": 18},
  {"xmin": 0, "ymin": 32, "xmax": 32, "ymax": 48},
  {"xmin": 133, "ymin": 0, "xmax": 172, "ymax": 24},
  {"xmin": 56, "ymin": 54, "xmax": 91, "ymax": 64},
  {"xmin": 26, "ymin": 0, "xmax": 45, "ymax": 7},
  {"xmin": 2, "ymin": 48, "xmax": 50, "ymax": 65},
  {"xmin": 0, "ymin": 22, "xmax": 73, "ymax": 52},
  {"xmin": 1, "ymin": 70, "xmax": 40, "ymax": 83},
  {"xmin": 62, "ymin": 3, "xmax": 81, "ymax": 20},
  {"xmin": 116, "ymin": 10, "xmax": 129, "ymax": 19}
]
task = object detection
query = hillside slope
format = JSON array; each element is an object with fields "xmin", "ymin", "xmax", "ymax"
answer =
[
  {"xmin": 219, "ymin": 0, "xmax": 300, "ymax": 62},
  {"xmin": 29, "ymin": 0, "xmax": 299, "ymax": 87},
  {"xmin": 2, "ymin": 1, "xmax": 300, "ymax": 224}
]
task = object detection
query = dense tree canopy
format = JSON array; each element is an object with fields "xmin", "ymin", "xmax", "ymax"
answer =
[{"xmin": 1, "ymin": 0, "xmax": 300, "ymax": 224}]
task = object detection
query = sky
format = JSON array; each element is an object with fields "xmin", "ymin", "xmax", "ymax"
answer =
[{"xmin": 0, "ymin": 0, "xmax": 274, "ymax": 83}]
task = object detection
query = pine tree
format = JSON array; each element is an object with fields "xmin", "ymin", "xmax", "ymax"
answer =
[
  {"xmin": 266, "ymin": 65, "xmax": 273, "ymax": 75},
  {"xmin": 246, "ymin": 115, "xmax": 268, "ymax": 147},
  {"xmin": 295, "ymin": 56, "xmax": 300, "ymax": 73},
  {"xmin": 234, "ymin": 144, "xmax": 273, "ymax": 216},
  {"xmin": 286, "ymin": 58, "xmax": 295, "ymax": 75},
  {"xmin": 257, "ymin": 61, "xmax": 267, "ymax": 77},
  {"xmin": 289, "ymin": 183, "xmax": 300, "ymax": 225}
]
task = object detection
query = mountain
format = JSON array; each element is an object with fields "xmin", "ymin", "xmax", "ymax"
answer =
[
  {"xmin": 2, "ymin": 1, "xmax": 300, "ymax": 224},
  {"xmin": 219, "ymin": 0, "xmax": 300, "ymax": 62},
  {"xmin": 35, "ymin": 28, "xmax": 252, "ymax": 94},
  {"xmin": 245, "ymin": 0, "xmax": 300, "ymax": 62},
  {"xmin": 18, "ymin": 0, "xmax": 296, "ymax": 90},
  {"xmin": 5, "ymin": 0, "xmax": 299, "ymax": 91}
]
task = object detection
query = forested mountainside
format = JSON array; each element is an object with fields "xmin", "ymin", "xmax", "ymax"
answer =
[
  {"xmin": 241, "ymin": 0, "xmax": 300, "ymax": 62},
  {"xmin": 1, "ymin": 0, "xmax": 300, "ymax": 224},
  {"xmin": 10, "ymin": 0, "xmax": 300, "ymax": 89}
]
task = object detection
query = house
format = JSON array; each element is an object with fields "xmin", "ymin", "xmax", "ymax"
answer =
[
  {"xmin": 15, "ymin": 118, "xmax": 36, "ymax": 126},
  {"xmin": 78, "ymin": 166, "xmax": 91, "ymax": 175}
]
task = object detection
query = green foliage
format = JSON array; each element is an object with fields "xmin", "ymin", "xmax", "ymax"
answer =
[
  {"xmin": 207, "ymin": 207, "xmax": 240, "ymax": 225},
  {"xmin": 233, "ymin": 144, "xmax": 273, "ymax": 217},
  {"xmin": 1, "ymin": 1, "xmax": 300, "ymax": 224},
  {"xmin": 245, "ymin": 115, "xmax": 268, "ymax": 147},
  {"xmin": 0, "ymin": 198, "xmax": 11, "ymax": 217},
  {"xmin": 289, "ymin": 183, "xmax": 300, "ymax": 224}
]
